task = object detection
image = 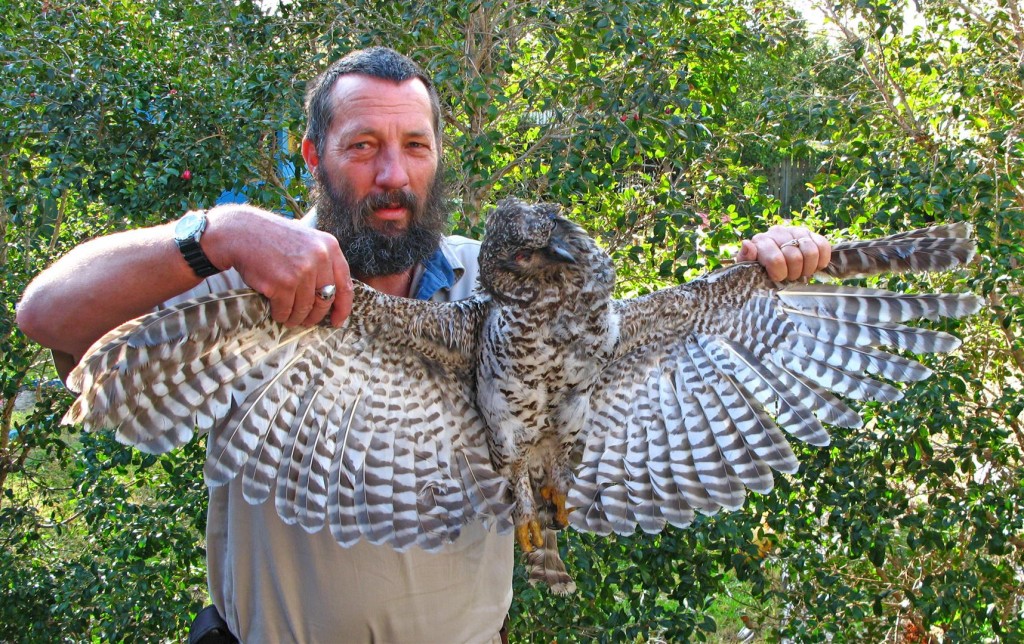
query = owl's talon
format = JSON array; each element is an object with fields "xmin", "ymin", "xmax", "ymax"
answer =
[
  {"xmin": 554, "ymin": 496, "xmax": 570, "ymax": 528},
  {"xmin": 516, "ymin": 519, "xmax": 545, "ymax": 551},
  {"xmin": 530, "ymin": 519, "xmax": 543, "ymax": 548},
  {"xmin": 516, "ymin": 523, "xmax": 536, "ymax": 552},
  {"xmin": 540, "ymin": 485, "xmax": 571, "ymax": 529}
]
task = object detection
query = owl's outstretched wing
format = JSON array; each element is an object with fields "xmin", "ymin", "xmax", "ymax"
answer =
[
  {"xmin": 64, "ymin": 282, "xmax": 512, "ymax": 551},
  {"xmin": 569, "ymin": 223, "xmax": 981, "ymax": 536}
]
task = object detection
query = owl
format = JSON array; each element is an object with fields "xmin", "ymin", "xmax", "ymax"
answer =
[{"xmin": 65, "ymin": 199, "xmax": 981, "ymax": 594}]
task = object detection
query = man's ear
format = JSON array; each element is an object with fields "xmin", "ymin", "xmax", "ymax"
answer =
[{"xmin": 301, "ymin": 137, "xmax": 320, "ymax": 175}]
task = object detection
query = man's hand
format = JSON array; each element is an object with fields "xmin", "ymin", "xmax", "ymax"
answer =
[
  {"xmin": 205, "ymin": 207, "xmax": 354, "ymax": 328},
  {"xmin": 737, "ymin": 224, "xmax": 831, "ymax": 282},
  {"xmin": 16, "ymin": 204, "xmax": 355, "ymax": 382}
]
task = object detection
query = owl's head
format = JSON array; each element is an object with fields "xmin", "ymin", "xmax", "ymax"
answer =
[{"xmin": 478, "ymin": 198, "xmax": 594, "ymax": 303}]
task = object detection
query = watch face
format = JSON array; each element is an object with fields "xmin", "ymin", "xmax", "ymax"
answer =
[{"xmin": 175, "ymin": 212, "xmax": 206, "ymax": 242}]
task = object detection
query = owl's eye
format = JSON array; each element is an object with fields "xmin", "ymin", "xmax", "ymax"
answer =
[{"xmin": 513, "ymin": 250, "xmax": 533, "ymax": 263}]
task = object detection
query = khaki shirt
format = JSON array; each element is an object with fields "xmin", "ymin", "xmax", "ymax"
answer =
[{"xmin": 168, "ymin": 234, "xmax": 513, "ymax": 643}]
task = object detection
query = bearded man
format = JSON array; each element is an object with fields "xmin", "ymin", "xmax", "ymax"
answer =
[{"xmin": 17, "ymin": 47, "xmax": 830, "ymax": 643}]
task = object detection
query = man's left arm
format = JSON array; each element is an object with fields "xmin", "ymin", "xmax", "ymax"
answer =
[{"xmin": 737, "ymin": 224, "xmax": 831, "ymax": 281}]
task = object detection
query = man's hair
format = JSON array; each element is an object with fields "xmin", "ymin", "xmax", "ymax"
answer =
[{"xmin": 304, "ymin": 47, "xmax": 442, "ymax": 156}]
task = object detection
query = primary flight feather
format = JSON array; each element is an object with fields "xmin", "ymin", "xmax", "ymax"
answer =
[{"xmin": 64, "ymin": 199, "xmax": 981, "ymax": 595}]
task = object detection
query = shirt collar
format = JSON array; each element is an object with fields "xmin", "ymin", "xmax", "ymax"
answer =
[{"xmin": 410, "ymin": 239, "xmax": 464, "ymax": 301}]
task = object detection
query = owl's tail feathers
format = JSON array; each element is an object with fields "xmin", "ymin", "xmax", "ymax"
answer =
[
  {"xmin": 822, "ymin": 223, "xmax": 975, "ymax": 279},
  {"xmin": 525, "ymin": 528, "xmax": 577, "ymax": 595}
]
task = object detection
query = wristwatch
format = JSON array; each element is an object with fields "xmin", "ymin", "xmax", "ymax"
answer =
[{"xmin": 174, "ymin": 210, "xmax": 222, "ymax": 278}]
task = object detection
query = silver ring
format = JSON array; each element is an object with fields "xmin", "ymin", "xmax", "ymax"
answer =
[
  {"xmin": 781, "ymin": 237, "xmax": 812, "ymax": 249},
  {"xmin": 315, "ymin": 284, "xmax": 336, "ymax": 301}
]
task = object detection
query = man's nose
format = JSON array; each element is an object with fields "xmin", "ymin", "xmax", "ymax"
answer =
[{"xmin": 374, "ymin": 146, "xmax": 409, "ymax": 190}]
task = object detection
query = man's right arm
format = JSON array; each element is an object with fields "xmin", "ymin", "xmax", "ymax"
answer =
[{"xmin": 16, "ymin": 204, "xmax": 353, "ymax": 381}]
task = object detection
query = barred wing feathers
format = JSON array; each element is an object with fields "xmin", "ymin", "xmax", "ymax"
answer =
[
  {"xmin": 64, "ymin": 283, "xmax": 512, "ymax": 552},
  {"xmin": 569, "ymin": 223, "xmax": 980, "ymax": 536}
]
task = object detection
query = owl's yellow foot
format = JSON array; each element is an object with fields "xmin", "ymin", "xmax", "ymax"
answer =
[
  {"xmin": 540, "ymin": 485, "xmax": 571, "ymax": 529},
  {"xmin": 516, "ymin": 519, "xmax": 544, "ymax": 552}
]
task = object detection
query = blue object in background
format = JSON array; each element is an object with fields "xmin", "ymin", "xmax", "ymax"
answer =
[{"xmin": 215, "ymin": 130, "xmax": 308, "ymax": 217}]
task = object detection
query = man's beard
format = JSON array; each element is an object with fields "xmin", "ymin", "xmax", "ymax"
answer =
[{"xmin": 313, "ymin": 167, "xmax": 449, "ymax": 278}]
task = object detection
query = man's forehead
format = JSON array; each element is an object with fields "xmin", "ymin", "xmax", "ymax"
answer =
[{"xmin": 330, "ymin": 74, "xmax": 433, "ymax": 114}]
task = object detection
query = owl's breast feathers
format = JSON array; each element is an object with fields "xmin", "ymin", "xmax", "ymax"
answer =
[{"xmin": 478, "ymin": 214, "xmax": 618, "ymax": 425}]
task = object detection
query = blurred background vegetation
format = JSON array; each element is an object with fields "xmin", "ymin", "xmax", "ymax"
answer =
[{"xmin": 2, "ymin": 0, "xmax": 1022, "ymax": 640}]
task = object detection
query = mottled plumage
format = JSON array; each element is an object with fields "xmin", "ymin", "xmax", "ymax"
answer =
[{"xmin": 64, "ymin": 199, "xmax": 981, "ymax": 595}]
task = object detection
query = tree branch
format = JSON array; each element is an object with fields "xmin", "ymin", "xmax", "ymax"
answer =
[{"xmin": 824, "ymin": 4, "xmax": 923, "ymax": 138}]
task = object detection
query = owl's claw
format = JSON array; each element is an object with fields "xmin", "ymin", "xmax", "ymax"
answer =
[
  {"xmin": 516, "ymin": 519, "xmax": 544, "ymax": 552},
  {"xmin": 540, "ymin": 485, "xmax": 571, "ymax": 529},
  {"xmin": 530, "ymin": 520, "xmax": 543, "ymax": 547},
  {"xmin": 515, "ymin": 523, "xmax": 531, "ymax": 552}
]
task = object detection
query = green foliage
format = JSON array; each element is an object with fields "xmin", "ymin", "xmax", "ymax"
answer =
[{"xmin": 2, "ymin": 0, "xmax": 1022, "ymax": 640}]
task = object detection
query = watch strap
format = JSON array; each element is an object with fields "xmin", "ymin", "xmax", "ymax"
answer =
[
  {"xmin": 176, "ymin": 236, "xmax": 222, "ymax": 278},
  {"xmin": 175, "ymin": 211, "xmax": 222, "ymax": 278}
]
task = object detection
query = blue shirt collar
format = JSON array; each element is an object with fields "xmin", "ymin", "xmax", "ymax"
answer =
[{"xmin": 412, "ymin": 247, "xmax": 457, "ymax": 301}]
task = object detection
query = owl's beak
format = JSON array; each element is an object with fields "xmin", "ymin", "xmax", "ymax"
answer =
[{"xmin": 544, "ymin": 238, "xmax": 576, "ymax": 264}]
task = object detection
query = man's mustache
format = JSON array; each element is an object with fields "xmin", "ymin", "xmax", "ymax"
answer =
[{"xmin": 359, "ymin": 190, "xmax": 419, "ymax": 219}]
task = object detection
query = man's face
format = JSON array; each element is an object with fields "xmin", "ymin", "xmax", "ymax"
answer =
[{"xmin": 308, "ymin": 75, "xmax": 448, "ymax": 278}]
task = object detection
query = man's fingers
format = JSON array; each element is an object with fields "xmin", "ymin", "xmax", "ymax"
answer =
[
  {"xmin": 330, "ymin": 282, "xmax": 354, "ymax": 327},
  {"xmin": 742, "ymin": 225, "xmax": 832, "ymax": 281},
  {"xmin": 783, "ymin": 230, "xmax": 831, "ymax": 278},
  {"xmin": 793, "ymin": 236, "xmax": 820, "ymax": 279},
  {"xmin": 780, "ymin": 241, "xmax": 809, "ymax": 281},
  {"xmin": 741, "ymin": 233, "xmax": 790, "ymax": 281},
  {"xmin": 737, "ymin": 239, "xmax": 757, "ymax": 263},
  {"xmin": 268, "ymin": 290, "xmax": 297, "ymax": 325},
  {"xmin": 301, "ymin": 283, "xmax": 335, "ymax": 327},
  {"xmin": 811, "ymin": 233, "xmax": 831, "ymax": 271},
  {"xmin": 756, "ymin": 241, "xmax": 789, "ymax": 281},
  {"xmin": 329, "ymin": 254, "xmax": 354, "ymax": 327},
  {"xmin": 294, "ymin": 235, "xmax": 352, "ymax": 327},
  {"xmin": 300, "ymin": 274, "xmax": 345, "ymax": 327},
  {"xmin": 286, "ymin": 273, "xmax": 317, "ymax": 326}
]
